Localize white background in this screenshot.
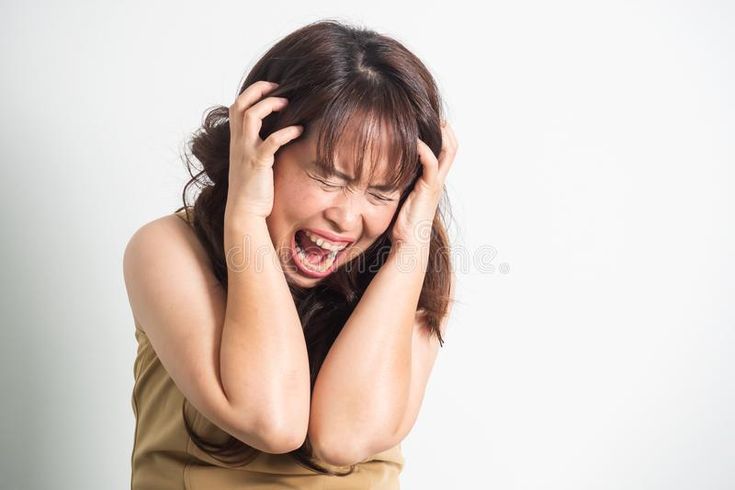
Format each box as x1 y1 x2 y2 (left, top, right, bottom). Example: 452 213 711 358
1 1 733 489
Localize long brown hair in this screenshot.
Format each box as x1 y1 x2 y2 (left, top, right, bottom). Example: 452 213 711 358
176 18 454 476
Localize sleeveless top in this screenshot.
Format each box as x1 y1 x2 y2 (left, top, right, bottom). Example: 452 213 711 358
129 207 405 489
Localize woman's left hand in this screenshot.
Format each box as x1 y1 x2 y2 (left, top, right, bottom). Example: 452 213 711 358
391 120 458 248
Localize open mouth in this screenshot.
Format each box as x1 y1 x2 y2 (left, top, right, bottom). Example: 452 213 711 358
290 229 352 278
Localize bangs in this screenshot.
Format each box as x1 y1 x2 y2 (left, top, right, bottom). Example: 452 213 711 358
312 77 420 194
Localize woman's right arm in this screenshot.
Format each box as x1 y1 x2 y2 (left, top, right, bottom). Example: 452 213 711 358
123 211 309 454
219 203 311 449
123 81 310 454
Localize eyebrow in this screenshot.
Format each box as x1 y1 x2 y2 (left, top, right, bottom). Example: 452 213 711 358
309 160 397 192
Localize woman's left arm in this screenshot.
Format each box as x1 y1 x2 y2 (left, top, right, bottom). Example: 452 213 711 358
308 241 435 467
308 122 458 467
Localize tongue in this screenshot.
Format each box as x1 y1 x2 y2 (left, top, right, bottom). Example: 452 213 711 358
298 231 330 261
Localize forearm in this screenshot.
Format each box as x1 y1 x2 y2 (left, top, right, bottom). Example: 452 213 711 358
219 199 310 434
309 241 431 460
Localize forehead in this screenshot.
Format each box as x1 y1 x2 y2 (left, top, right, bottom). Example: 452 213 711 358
305 119 395 186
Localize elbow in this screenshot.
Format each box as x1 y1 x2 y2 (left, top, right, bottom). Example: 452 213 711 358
227 395 310 454
254 417 308 455
262 431 306 455
266 422 306 454
309 433 368 467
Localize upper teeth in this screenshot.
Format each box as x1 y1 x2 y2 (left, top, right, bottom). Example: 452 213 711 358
303 230 349 251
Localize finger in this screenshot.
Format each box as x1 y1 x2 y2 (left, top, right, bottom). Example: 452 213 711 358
416 137 439 186
242 96 290 145
437 123 459 182
228 80 279 138
256 125 305 165
445 121 459 152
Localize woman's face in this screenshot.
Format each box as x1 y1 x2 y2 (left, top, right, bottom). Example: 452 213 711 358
266 124 402 288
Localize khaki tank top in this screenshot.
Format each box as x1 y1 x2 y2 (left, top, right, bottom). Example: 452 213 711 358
129 208 404 489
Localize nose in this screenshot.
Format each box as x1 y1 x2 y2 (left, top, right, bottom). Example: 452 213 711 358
323 189 363 234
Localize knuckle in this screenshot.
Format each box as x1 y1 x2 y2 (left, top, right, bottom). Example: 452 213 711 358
263 140 281 154
267 132 285 146
248 80 277 98
232 81 276 112
261 135 278 150
246 80 269 95
233 99 248 114
262 137 276 150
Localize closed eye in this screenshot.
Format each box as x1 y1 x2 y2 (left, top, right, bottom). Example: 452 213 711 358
370 193 395 202
308 171 396 202
309 174 342 189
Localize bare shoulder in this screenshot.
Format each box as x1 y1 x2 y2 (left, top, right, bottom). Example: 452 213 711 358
125 210 205 266
144 209 197 243
122 209 223 334
121 211 274 447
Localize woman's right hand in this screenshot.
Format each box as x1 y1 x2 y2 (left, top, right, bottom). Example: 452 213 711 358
226 80 304 218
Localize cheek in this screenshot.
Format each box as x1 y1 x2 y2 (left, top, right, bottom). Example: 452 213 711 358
365 204 400 237
273 175 328 219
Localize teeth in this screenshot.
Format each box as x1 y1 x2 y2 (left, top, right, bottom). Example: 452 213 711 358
295 241 339 273
303 230 348 252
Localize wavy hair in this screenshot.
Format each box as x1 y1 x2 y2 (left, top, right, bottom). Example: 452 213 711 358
175 18 455 476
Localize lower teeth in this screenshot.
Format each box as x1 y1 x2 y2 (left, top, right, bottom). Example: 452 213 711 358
295 242 338 273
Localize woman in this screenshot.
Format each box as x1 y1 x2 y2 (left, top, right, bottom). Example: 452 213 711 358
123 19 458 489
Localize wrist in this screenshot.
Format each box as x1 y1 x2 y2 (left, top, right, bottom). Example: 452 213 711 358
225 194 272 221
391 237 430 253
225 199 269 225
223 210 279 275
388 239 431 272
